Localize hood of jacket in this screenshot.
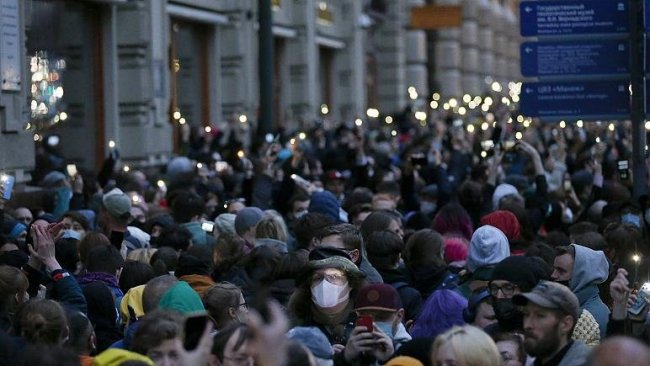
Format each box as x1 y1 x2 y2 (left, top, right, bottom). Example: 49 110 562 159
569 244 609 293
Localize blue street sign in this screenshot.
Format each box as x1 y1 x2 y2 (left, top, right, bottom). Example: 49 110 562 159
521 40 629 77
520 81 630 120
520 1 629 37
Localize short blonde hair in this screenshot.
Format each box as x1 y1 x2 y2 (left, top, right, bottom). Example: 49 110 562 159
431 325 501 366
255 214 288 243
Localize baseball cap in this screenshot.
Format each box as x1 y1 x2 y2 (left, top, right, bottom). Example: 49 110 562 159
512 280 579 320
354 283 402 312
102 188 132 218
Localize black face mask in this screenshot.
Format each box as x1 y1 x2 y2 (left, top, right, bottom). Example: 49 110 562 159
493 298 524 331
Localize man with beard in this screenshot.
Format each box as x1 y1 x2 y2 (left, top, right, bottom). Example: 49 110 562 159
551 244 610 337
513 281 590 366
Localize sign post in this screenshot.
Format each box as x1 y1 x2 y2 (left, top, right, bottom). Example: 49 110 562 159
519 0 647 197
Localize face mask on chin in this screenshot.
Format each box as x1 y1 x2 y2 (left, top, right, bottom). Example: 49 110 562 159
311 280 350 309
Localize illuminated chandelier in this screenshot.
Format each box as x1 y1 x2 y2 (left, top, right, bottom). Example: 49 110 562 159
27 51 67 132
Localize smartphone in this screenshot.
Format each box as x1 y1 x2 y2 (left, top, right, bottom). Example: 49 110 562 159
0 174 14 200
618 160 629 180
183 313 209 350
409 153 428 166
356 315 373 332
66 164 78 177
201 221 214 233
629 283 650 315
563 180 572 191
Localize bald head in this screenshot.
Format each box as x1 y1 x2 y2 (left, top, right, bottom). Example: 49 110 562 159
587 336 650 366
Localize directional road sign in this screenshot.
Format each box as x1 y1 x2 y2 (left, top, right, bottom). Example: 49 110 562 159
521 40 629 77
520 81 630 120
520 1 629 37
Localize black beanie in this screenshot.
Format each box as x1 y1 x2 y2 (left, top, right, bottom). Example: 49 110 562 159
491 256 550 292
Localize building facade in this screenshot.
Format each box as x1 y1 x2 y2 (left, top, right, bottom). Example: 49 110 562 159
0 0 520 180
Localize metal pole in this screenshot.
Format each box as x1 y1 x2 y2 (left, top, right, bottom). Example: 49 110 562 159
630 0 647 198
258 0 274 140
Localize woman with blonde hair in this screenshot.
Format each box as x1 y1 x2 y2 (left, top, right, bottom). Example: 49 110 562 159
431 325 501 366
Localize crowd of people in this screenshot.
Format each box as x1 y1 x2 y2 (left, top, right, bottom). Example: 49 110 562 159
2 106 650 366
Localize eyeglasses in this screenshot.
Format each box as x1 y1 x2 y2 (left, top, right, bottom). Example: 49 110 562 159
489 282 519 297
311 272 347 286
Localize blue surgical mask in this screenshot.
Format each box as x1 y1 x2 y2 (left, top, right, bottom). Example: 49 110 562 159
420 201 437 214
375 321 394 339
622 213 642 229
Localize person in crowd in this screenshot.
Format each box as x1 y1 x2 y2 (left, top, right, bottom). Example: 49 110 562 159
234 207 265 254
354 283 411 350
487 256 550 333
432 203 474 243
202 282 248 332
409 289 467 339
492 332 526 366
462 288 496 330
209 323 254 366
82 281 121 352
61 211 90 239
402 229 458 300
65 310 96 366
431 325 502 366
119 260 155 294
175 246 215 296
170 191 215 248
365 230 421 323
0 265 29 331
551 244 610 337
287 248 366 346
99 188 145 253
513 281 590 365
313 223 382 284
13 299 69 345
586 336 650 366
459 225 510 297
77 245 125 310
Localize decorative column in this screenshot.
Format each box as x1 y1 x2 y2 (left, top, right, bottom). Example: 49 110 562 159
375 1 407 112
434 0 462 97
460 0 480 95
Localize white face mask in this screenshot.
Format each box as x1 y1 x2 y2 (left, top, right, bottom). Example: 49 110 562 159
311 279 350 308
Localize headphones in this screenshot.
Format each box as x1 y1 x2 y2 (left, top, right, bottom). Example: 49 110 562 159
462 288 491 323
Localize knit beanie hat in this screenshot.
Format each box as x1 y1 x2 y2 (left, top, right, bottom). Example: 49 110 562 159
480 210 521 241
308 191 341 222
215 213 237 235
234 207 264 235
467 225 510 272
491 256 550 292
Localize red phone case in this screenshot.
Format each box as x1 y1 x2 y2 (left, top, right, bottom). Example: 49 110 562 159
356 315 373 332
